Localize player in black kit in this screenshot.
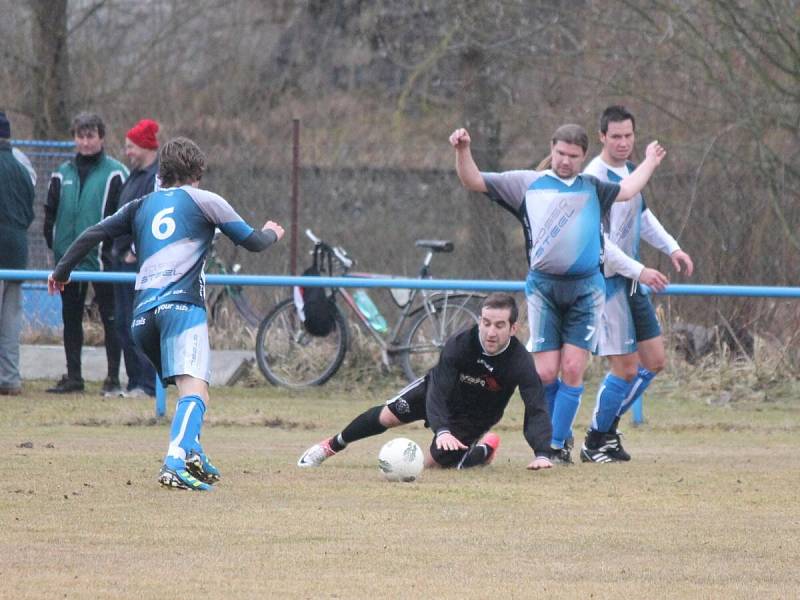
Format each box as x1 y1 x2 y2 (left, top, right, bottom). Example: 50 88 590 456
297 293 554 470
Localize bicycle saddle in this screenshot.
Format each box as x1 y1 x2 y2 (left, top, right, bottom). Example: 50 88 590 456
415 240 454 252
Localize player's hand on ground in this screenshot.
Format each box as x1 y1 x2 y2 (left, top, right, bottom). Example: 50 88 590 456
435 432 468 451
448 128 471 150
264 221 285 241
645 140 666 165
47 273 67 295
670 249 694 277
639 267 669 293
527 456 553 470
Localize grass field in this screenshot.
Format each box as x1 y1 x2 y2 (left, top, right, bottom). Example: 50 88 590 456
2 374 799 599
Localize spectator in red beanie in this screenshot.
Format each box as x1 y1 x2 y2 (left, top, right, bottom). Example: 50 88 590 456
107 118 161 397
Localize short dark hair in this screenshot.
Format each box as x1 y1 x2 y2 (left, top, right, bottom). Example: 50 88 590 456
600 105 636 134
158 137 206 187
70 112 105 138
481 292 518 324
551 123 588 154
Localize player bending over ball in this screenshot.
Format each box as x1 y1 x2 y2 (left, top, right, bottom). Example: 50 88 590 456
48 136 284 491
298 293 554 471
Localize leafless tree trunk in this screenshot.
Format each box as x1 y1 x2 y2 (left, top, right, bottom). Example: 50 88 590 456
30 0 70 138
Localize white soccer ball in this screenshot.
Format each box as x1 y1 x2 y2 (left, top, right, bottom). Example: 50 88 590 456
378 437 424 482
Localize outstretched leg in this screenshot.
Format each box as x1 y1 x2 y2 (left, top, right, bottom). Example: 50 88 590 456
298 378 426 467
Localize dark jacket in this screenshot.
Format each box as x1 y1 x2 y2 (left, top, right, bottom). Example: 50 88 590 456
425 325 552 456
108 159 158 262
0 141 36 269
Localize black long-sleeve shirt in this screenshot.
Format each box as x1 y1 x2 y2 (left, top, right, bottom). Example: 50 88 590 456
425 325 551 456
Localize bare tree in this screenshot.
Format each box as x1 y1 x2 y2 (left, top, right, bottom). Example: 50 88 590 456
30 0 70 137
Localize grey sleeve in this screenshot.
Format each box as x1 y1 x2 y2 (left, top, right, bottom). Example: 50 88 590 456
240 228 278 252
481 170 540 214
186 187 243 224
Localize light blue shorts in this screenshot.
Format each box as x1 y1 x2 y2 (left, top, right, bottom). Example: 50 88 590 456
525 270 605 353
131 302 211 385
597 276 662 357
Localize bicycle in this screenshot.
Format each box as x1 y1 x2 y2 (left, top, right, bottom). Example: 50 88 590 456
204 230 263 328
255 229 485 388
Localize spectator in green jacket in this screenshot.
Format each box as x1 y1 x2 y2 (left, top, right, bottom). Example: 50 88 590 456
43 112 128 394
0 111 35 395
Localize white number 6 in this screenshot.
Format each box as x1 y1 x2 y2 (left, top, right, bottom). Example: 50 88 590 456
152 207 176 240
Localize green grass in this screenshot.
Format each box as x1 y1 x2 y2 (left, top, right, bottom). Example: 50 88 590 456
2 376 799 599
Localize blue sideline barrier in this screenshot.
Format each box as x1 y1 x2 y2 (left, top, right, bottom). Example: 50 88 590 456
3 269 799 420
3 269 800 297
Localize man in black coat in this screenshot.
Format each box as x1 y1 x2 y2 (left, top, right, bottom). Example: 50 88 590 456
107 119 161 397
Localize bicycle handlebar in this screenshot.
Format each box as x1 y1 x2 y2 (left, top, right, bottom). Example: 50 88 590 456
305 229 354 269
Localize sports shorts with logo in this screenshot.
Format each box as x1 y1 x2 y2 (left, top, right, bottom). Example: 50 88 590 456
131 302 211 385
597 275 637 356
525 270 605 353
597 276 662 356
385 376 484 468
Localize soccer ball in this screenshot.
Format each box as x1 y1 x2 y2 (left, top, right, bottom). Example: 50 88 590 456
378 438 424 482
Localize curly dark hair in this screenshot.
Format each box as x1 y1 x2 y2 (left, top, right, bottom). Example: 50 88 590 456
158 137 206 187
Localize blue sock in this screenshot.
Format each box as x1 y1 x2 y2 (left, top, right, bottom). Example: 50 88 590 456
551 383 583 449
165 395 206 470
544 381 560 418
592 373 631 433
618 367 656 417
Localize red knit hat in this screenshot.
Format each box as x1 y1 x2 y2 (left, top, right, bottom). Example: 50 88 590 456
126 119 159 150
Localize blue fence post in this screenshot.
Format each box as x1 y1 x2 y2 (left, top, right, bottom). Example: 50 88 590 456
631 397 644 426
155 376 166 417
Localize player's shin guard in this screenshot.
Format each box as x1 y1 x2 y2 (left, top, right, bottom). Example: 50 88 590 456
164 395 206 470
617 366 655 417
334 405 387 451
551 383 583 449
592 373 631 433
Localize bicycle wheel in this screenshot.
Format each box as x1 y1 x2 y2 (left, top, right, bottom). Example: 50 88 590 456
256 298 349 387
230 286 263 328
400 295 481 382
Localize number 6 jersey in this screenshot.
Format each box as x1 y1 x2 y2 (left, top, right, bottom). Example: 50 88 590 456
52 185 277 317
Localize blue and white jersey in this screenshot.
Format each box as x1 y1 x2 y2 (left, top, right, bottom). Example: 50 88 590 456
584 156 680 279
584 157 644 262
99 185 255 316
482 169 620 277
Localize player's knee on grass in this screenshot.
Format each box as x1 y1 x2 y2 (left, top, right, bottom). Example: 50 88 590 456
428 444 466 469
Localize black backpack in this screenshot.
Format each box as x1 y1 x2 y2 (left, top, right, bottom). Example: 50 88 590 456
294 244 337 337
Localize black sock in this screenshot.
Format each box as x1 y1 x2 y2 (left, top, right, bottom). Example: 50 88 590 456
585 428 606 449
332 405 387 451
459 444 491 469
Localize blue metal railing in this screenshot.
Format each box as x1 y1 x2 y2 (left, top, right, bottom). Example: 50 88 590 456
2 270 800 298
2 268 799 419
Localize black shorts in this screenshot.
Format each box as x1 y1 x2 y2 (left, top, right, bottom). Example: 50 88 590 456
386 377 485 469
